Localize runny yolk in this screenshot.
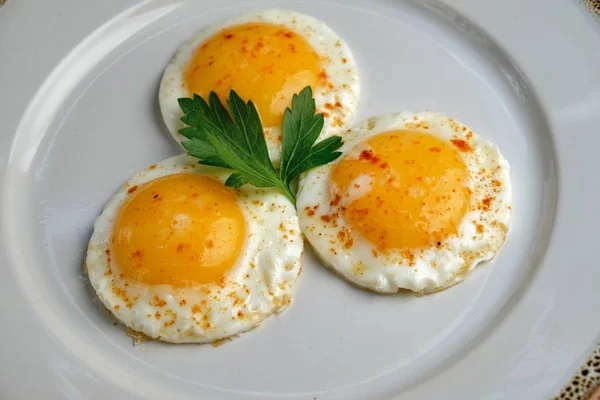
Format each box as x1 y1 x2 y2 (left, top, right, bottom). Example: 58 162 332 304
111 173 246 287
331 130 471 250
184 23 321 128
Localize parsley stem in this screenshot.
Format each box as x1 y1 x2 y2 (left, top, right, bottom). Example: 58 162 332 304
280 183 296 205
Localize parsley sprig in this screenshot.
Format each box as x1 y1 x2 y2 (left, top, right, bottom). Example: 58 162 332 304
177 86 343 205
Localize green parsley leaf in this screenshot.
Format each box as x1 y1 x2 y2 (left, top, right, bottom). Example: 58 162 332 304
279 87 343 182
178 87 343 205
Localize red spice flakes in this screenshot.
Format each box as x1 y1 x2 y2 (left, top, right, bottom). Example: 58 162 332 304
480 196 494 211
336 227 354 249
466 131 473 139
284 32 294 38
379 162 389 169
206 240 214 248
342 57 347 63
349 208 369 217
132 249 143 261
324 103 335 110
491 180 502 187
476 224 484 234
359 149 381 164
152 296 167 307
401 250 416 266
429 147 441 153
176 243 190 252
450 138 472 152
127 185 138 194
179 299 187 306
321 215 331 223
318 70 328 80
225 33 234 39
344 237 354 249
330 194 341 206
112 286 127 300
149 164 156 170
155 311 161 320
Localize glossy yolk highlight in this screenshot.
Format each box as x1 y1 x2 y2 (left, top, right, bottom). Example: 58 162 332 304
112 174 245 287
331 130 471 250
184 23 321 128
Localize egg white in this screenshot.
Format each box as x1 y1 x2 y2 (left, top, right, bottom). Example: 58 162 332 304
85 155 303 343
159 9 360 164
297 112 512 294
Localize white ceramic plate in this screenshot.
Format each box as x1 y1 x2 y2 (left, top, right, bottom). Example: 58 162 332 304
1 0 599 399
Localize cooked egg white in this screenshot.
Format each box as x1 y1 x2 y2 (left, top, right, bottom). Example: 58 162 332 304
86 155 303 343
297 112 511 294
159 9 360 164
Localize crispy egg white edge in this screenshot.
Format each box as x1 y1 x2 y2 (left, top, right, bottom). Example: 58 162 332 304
159 9 360 164
297 112 512 294
85 155 303 343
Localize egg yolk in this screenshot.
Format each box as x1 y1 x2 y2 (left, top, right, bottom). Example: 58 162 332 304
331 130 471 250
184 23 321 128
111 173 245 287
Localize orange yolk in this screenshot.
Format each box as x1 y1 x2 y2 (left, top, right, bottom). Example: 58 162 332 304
111 173 245 287
184 23 321 128
331 130 471 250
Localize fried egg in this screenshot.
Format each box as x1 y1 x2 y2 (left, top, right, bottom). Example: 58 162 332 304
297 112 511 294
159 9 360 164
85 155 303 343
